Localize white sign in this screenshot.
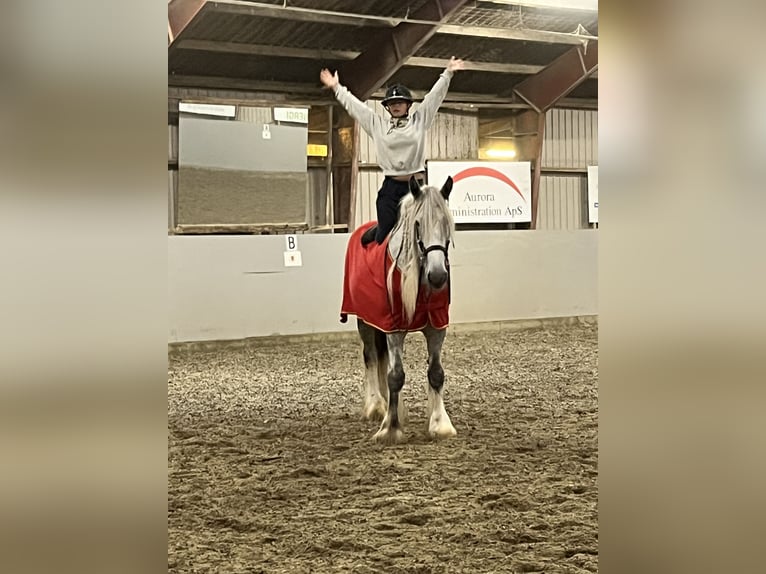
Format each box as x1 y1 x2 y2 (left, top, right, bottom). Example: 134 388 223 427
178 103 236 117
284 251 302 267
428 161 532 223
587 166 598 223
285 235 298 251
273 107 309 124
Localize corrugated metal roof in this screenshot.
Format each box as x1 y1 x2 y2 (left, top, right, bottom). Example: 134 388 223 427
184 12 374 51
447 3 598 34
169 0 598 108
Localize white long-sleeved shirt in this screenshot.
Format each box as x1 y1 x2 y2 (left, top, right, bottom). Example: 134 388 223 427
332 69 454 176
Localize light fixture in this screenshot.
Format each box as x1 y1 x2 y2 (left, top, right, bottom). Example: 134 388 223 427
485 149 517 159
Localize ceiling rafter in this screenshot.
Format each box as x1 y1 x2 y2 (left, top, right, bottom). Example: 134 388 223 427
176 39 358 60
513 41 598 112
168 74 596 109
168 0 207 46
205 0 398 27
175 39 546 75
437 24 593 44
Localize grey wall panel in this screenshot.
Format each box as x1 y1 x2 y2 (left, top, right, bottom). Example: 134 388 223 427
168 169 177 230
177 170 307 225
178 116 308 225
179 117 307 172
538 174 587 230
307 167 329 227
542 108 598 169
169 125 178 162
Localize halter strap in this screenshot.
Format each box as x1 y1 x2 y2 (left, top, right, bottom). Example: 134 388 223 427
417 239 452 304
418 238 450 260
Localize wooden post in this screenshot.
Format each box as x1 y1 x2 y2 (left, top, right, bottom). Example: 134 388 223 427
347 122 360 232
530 111 545 230
326 105 334 232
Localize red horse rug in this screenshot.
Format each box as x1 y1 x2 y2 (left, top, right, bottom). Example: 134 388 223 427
340 222 450 333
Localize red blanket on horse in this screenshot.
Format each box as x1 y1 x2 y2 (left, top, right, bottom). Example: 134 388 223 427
340 222 450 333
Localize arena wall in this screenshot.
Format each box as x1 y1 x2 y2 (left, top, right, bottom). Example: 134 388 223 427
168 230 597 343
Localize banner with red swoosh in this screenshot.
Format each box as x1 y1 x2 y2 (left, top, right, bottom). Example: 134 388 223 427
427 161 532 223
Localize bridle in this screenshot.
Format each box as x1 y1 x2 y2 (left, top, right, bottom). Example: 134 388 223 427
415 221 451 301
415 221 450 265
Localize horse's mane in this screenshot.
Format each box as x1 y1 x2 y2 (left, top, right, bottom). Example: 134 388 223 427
387 185 455 323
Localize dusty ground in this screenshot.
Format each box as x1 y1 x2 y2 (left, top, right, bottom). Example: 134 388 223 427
168 322 598 573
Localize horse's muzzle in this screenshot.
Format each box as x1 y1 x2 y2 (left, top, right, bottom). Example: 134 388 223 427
427 269 448 290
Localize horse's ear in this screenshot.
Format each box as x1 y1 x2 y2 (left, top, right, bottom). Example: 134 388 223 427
409 176 422 198
441 176 453 200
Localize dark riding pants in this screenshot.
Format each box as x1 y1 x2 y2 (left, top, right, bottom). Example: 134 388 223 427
374 177 412 244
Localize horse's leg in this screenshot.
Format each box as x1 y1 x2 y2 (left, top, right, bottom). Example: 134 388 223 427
424 325 457 438
358 320 387 420
373 331 407 444
374 327 389 405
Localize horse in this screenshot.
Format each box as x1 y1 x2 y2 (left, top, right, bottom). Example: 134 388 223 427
340 176 456 444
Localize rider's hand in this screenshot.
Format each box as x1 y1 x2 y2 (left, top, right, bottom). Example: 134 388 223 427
320 68 339 89
446 57 465 73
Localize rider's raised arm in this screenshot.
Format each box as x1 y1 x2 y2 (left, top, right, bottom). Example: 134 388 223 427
419 57 464 129
320 68 379 136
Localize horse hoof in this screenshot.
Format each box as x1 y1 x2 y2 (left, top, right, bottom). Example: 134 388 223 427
373 427 405 445
428 421 457 439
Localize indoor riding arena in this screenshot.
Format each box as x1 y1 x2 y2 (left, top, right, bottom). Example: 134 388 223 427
169 320 597 573
168 1 598 572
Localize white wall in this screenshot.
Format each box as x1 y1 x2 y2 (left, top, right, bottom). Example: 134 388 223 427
168 231 597 343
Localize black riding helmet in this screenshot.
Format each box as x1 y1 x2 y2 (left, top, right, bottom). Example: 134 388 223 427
381 84 413 107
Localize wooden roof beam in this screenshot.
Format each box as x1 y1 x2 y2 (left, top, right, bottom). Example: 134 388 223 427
168 0 207 46
174 39 545 75
436 24 595 45
512 41 597 112
205 1 397 27
339 0 471 100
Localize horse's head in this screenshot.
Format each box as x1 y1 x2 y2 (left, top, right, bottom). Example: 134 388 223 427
388 176 455 322
408 176 453 291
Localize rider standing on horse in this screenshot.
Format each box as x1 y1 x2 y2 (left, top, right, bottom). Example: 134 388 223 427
320 57 465 245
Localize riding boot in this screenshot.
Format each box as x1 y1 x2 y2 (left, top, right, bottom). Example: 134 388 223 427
361 225 378 247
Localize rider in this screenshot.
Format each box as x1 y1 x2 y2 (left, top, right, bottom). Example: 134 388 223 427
320 57 465 245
